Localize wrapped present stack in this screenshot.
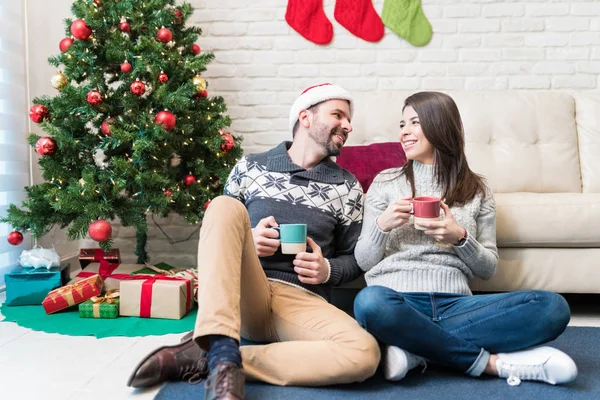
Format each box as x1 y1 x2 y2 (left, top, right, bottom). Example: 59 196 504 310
79 248 120 269
4 264 71 306
4 254 197 322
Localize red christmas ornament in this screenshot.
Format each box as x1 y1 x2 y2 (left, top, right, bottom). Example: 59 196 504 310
155 110 176 130
130 79 146 96
29 104 50 123
119 20 131 33
183 174 196 186
70 20 92 40
7 231 24 246
199 90 208 98
158 71 169 83
35 136 58 156
173 9 183 23
157 27 172 43
221 133 235 152
59 37 74 52
120 61 132 73
192 44 201 55
204 200 211 210
93 0 103 5
101 118 114 136
164 189 173 196
88 220 112 242
87 90 103 105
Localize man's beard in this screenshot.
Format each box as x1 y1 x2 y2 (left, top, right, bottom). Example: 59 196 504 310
310 123 345 157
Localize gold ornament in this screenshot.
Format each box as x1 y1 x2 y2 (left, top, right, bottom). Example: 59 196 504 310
51 71 68 91
192 75 207 92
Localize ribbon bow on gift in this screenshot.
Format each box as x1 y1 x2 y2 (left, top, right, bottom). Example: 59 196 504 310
90 289 120 305
89 289 120 318
143 262 181 276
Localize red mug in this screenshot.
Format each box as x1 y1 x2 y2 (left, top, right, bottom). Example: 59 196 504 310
411 196 441 230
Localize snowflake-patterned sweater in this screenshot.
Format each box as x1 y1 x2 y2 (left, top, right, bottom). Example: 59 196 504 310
224 141 364 301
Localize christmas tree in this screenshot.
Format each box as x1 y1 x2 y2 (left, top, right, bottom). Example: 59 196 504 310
1 0 242 263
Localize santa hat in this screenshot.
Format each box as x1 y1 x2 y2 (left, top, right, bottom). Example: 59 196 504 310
289 83 354 133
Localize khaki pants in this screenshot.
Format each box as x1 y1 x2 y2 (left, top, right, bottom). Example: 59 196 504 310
194 196 380 386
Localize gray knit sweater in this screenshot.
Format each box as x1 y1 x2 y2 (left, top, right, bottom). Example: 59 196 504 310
355 161 498 295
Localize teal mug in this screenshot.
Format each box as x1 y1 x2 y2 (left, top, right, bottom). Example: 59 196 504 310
275 224 307 254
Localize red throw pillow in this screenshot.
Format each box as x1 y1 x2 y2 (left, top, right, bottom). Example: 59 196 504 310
336 142 407 192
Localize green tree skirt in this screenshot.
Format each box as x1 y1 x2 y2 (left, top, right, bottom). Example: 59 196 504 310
0 302 196 339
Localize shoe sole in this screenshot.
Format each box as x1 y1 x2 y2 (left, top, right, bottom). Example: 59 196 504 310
384 346 409 381
126 334 195 387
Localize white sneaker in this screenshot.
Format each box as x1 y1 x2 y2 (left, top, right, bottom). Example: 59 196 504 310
383 346 426 381
496 346 577 386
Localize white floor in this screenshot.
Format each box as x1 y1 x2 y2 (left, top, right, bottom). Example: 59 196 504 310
0 291 182 400
0 292 598 400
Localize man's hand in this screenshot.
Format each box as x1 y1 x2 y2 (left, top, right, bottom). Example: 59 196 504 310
293 237 329 285
252 216 280 257
376 197 413 232
420 202 466 245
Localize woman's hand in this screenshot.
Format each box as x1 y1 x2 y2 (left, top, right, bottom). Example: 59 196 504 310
419 202 466 245
376 198 413 232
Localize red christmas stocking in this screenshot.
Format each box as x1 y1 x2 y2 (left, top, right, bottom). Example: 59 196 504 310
286 0 333 45
334 0 384 42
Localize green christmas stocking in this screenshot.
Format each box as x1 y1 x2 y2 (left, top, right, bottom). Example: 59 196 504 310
382 0 432 46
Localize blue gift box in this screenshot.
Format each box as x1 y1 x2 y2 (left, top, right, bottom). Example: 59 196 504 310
4 264 71 306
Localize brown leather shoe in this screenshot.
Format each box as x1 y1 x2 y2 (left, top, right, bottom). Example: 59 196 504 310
204 362 245 400
127 331 208 388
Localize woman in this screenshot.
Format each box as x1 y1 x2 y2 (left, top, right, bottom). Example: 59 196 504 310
353 92 577 386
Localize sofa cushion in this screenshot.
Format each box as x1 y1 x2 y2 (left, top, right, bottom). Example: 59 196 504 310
470 248 600 293
496 193 600 247
336 142 407 192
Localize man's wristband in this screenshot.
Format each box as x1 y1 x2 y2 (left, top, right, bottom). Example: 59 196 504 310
323 258 331 284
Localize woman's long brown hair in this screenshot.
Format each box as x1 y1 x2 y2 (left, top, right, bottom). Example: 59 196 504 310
400 92 486 207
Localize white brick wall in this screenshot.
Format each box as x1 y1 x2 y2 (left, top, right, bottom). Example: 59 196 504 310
29 0 600 267
192 0 600 155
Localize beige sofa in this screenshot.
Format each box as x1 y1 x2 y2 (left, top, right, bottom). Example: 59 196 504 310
346 91 600 294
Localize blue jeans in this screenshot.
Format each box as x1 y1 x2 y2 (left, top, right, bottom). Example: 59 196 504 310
353 287 570 376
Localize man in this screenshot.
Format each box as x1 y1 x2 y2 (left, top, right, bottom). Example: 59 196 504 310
127 83 380 399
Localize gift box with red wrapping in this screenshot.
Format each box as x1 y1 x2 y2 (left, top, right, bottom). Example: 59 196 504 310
78 248 121 269
68 262 142 292
42 274 103 314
